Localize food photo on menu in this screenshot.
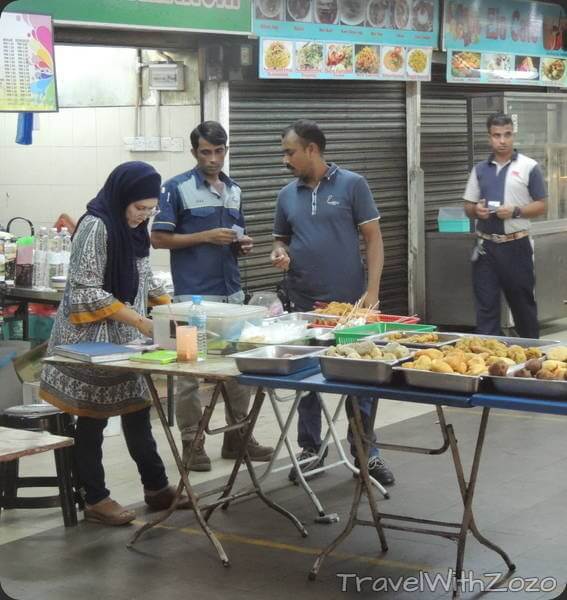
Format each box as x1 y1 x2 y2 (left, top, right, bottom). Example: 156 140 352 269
411 0 434 32
286 0 312 21
451 51 481 78
355 45 380 75
483 53 514 80
392 0 411 30
515 55 540 80
325 43 354 73
256 0 284 20
382 46 406 75
296 41 324 72
315 0 339 24
340 0 366 26
263 39 293 71
367 0 390 28
541 57 567 84
406 47 430 76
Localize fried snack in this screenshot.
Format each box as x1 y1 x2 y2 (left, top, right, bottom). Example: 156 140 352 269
444 354 467 374
514 368 532 378
525 358 543 375
546 346 567 362
525 347 543 360
414 348 444 360
542 359 565 373
488 361 509 377
507 345 527 363
536 369 558 380
413 355 433 370
387 332 439 344
430 359 454 374
467 362 488 376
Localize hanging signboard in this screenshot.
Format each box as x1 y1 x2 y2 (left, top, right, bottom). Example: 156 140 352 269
0 11 57 112
7 0 251 35
444 0 567 87
254 0 438 81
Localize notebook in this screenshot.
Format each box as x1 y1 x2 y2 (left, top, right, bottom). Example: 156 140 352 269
128 350 178 364
53 342 140 364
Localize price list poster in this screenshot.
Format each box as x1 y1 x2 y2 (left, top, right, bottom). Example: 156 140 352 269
0 12 57 111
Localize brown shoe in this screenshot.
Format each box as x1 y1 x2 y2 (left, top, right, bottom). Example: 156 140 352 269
84 497 136 526
221 430 274 462
144 485 191 511
182 438 211 472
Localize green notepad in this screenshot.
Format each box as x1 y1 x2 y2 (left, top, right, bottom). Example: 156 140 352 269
129 350 178 364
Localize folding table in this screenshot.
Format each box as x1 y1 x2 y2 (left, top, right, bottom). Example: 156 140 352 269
238 370 516 598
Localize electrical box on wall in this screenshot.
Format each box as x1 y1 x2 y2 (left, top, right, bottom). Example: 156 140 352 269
148 63 185 91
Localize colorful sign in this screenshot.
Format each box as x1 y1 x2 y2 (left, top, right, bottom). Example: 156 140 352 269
0 12 57 112
8 0 251 34
447 49 567 88
253 0 439 48
260 37 431 81
443 0 565 55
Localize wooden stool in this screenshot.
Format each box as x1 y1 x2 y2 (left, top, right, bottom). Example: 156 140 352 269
0 405 79 527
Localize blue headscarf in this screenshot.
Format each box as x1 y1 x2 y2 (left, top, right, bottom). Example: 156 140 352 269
75 161 161 304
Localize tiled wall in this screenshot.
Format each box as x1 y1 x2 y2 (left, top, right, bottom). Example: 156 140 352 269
0 104 200 272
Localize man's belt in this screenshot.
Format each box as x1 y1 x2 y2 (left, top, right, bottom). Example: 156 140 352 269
476 230 529 244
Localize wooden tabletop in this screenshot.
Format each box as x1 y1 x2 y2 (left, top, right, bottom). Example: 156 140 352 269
43 355 241 381
0 426 74 463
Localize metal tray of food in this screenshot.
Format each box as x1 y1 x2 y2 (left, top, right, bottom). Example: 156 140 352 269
369 331 461 348
394 365 481 394
484 365 567 400
232 345 325 376
452 334 561 349
319 355 400 385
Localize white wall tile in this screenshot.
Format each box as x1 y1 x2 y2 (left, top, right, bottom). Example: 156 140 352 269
95 147 124 188
96 108 123 147
48 110 74 146
72 108 97 147
0 114 18 146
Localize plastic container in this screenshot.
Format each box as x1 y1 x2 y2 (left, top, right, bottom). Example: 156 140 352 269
334 322 437 345
437 207 470 233
188 295 207 361
248 291 284 317
151 301 268 351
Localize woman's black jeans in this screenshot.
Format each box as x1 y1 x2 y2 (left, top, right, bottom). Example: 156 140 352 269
74 407 168 505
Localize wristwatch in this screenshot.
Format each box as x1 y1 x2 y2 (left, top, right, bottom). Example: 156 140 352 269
512 207 522 219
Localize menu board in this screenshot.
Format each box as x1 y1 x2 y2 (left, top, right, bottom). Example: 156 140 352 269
255 0 438 81
0 12 57 112
444 0 567 87
260 38 432 81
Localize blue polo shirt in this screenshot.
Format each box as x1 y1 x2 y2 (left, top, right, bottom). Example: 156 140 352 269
464 151 547 235
152 168 244 297
273 163 380 311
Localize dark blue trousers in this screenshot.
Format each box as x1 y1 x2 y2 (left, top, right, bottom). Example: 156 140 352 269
297 392 379 459
472 236 539 339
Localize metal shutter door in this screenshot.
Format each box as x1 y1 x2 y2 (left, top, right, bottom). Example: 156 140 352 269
229 79 408 314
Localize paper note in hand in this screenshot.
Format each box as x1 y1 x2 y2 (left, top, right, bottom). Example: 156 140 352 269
231 224 245 240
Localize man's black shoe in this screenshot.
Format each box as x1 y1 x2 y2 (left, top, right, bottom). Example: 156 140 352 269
354 456 395 486
288 446 329 482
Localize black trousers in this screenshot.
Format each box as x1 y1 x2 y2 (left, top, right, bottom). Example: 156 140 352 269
472 236 539 339
75 407 168 505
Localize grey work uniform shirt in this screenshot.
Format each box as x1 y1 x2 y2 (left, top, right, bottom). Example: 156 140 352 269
273 163 380 311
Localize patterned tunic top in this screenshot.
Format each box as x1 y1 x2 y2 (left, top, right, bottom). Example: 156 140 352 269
40 216 170 418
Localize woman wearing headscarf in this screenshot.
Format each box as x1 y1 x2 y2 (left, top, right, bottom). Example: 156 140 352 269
41 161 187 526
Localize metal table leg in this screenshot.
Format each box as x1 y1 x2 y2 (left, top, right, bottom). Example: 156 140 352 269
166 375 175 427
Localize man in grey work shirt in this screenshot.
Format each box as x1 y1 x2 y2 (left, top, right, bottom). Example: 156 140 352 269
271 119 394 486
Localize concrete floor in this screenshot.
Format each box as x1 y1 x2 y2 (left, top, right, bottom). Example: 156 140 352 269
2 321 567 600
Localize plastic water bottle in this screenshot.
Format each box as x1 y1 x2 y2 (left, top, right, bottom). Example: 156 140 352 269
33 227 48 288
59 227 72 277
189 295 207 361
46 228 61 286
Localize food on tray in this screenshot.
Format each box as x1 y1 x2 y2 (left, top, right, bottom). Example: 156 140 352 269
411 0 433 32
313 301 381 321
542 58 566 81
325 340 409 361
393 0 410 29
386 331 439 344
287 0 311 20
384 47 404 72
407 48 428 74
264 41 291 70
546 346 567 361
239 320 307 344
316 0 338 23
403 347 489 376
367 0 389 28
297 42 323 70
525 358 543 375
326 44 353 71
451 51 481 77
355 46 380 74
488 360 509 377
506 359 567 381
453 336 543 362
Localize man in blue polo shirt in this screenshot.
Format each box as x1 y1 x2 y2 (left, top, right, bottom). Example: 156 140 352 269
151 121 273 471
464 113 546 338
271 119 394 486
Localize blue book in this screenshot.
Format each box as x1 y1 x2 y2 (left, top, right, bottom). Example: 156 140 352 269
54 342 140 364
